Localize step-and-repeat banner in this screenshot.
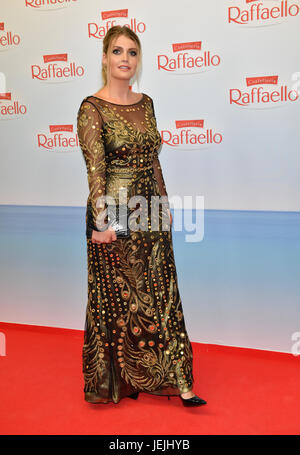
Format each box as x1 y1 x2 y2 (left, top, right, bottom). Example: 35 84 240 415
1 0 300 353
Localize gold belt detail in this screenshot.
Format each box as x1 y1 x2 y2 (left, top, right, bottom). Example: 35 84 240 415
106 164 154 174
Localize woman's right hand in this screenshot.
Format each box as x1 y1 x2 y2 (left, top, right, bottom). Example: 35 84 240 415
91 227 117 244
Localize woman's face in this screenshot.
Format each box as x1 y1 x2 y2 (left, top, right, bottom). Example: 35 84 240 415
103 34 139 82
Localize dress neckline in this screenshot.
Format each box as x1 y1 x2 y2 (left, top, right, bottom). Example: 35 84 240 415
89 93 145 106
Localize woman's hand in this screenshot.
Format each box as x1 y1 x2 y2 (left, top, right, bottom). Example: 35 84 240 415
91 226 117 244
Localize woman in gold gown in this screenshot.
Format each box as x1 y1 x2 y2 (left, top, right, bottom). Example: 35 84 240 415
77 26 206 407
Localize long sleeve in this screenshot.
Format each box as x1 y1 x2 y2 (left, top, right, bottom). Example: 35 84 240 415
150 98 168 199
77 98 107 239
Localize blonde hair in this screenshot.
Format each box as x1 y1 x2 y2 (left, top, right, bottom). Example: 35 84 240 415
101 25 142 89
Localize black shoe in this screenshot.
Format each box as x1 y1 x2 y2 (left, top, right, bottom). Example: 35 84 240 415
179 393 207 407
128 392 139 400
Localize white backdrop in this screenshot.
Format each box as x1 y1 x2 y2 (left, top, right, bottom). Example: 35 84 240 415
1 0 300 211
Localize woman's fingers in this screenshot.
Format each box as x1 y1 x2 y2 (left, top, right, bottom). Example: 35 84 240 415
92 232 117 244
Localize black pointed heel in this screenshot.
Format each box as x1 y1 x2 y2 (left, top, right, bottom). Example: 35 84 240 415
180 394 207 407
128 392 139 400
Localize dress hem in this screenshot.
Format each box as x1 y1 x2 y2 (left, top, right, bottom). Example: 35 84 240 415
84 387 193 404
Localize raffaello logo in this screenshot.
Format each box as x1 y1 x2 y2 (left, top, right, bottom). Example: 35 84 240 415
0 22 21 49
157 41 221 74
88 9 146 40
25 0 77 10
37 124 79 151
227 0 300 26
161 119 223 150
31 53 84 82
0 92 27 118
229 75 299 108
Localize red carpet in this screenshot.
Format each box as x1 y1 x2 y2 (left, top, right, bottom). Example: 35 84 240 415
0 322 299 435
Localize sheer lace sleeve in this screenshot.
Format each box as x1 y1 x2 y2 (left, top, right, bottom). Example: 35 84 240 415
77 98 106 239
150 98 168 199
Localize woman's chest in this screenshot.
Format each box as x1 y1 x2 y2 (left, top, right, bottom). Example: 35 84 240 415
99 103 162 154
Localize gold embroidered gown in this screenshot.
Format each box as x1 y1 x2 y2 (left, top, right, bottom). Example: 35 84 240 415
77 93 194 404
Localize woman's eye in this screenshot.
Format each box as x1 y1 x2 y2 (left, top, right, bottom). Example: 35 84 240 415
112 49 137 56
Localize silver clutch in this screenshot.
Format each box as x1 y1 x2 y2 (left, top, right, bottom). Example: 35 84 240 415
107 204 131 238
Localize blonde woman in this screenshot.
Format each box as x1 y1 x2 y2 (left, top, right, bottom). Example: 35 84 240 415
77 25 206 407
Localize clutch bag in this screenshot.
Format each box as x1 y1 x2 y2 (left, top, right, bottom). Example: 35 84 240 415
86 202 131 239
